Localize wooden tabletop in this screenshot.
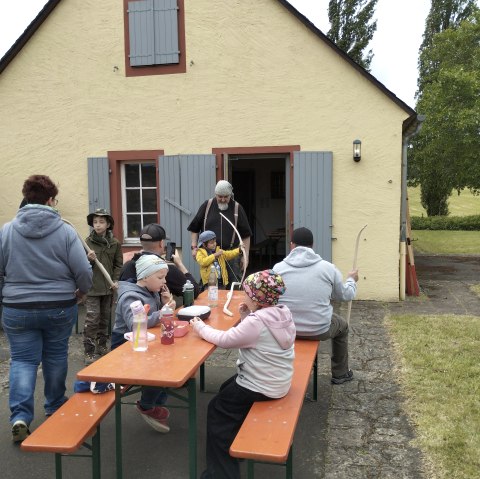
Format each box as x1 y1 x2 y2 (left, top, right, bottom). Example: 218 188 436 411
77 289 243 387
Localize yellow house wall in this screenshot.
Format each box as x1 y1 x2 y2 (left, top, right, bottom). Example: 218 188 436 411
0 0 412 301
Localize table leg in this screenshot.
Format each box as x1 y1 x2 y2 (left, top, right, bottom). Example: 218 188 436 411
200 363 205 391
187 378 197 479
115 384 123 479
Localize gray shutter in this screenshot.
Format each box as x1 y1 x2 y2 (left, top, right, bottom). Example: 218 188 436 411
158 155 216 278
128 0 155 66
153 0 179 64
128 0 179 66
87 157 110 213
293 151 333 261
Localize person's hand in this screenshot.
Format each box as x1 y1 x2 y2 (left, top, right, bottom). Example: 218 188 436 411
240 255 249 270
191 247 198 258
239 302 250 319
348 269 359 282
160 286 175 308
75 289 86 304
87 251 96 262
189 316 203 326
110 281 119 290
189 316 204 331
172 253 184 267
214 249 224 258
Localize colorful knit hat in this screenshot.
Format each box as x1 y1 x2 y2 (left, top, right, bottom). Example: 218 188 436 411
243 269 286 306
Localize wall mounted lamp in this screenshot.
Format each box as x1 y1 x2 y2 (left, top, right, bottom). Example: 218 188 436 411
353 139 361 162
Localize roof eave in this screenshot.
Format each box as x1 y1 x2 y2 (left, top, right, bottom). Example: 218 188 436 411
0 0 62 75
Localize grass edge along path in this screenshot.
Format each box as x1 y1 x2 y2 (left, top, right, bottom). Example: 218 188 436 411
411 230 480 255
386 314 480 479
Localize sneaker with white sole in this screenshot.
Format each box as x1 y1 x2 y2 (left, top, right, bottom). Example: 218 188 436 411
136 402 170 433
331 369 354 385
12 420 30 443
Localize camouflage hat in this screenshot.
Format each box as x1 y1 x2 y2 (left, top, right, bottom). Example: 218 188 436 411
87 208 114 229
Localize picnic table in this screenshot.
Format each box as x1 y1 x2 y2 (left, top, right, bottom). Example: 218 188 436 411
77 289 242 479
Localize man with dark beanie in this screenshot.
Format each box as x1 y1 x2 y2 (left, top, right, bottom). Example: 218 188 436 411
273 227 359 384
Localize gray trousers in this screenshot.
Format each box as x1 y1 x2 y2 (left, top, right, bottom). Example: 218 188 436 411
297 313 349 377
83 295 112 346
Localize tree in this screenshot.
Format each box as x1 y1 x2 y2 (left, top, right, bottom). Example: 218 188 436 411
417 0 477 96
409 9 480 216
327 0 378 70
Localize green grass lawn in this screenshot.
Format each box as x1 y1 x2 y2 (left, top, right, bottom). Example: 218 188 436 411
407 187 480 254
387 314 480 479
408 187 480 217
411 230 480 254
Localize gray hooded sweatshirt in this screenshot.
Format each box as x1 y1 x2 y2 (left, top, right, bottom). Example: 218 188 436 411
273 246 356 336
111 281 163 347
0 205 92 305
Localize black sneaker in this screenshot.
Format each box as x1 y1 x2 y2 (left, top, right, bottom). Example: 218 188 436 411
12 420 30 443
331 370 354 385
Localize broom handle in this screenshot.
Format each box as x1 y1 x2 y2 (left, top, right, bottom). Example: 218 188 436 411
62 218 116 288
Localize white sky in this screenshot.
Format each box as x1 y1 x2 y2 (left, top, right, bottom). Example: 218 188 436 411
0 0 433 106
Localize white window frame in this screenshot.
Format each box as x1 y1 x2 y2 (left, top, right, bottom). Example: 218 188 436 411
121 161 158 243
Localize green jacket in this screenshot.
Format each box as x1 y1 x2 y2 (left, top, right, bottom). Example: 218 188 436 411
85 231 123 296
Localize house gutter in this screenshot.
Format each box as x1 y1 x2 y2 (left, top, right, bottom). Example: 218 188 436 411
399 114 425 300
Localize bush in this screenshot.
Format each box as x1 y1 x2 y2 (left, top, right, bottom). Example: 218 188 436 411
411 215 480 231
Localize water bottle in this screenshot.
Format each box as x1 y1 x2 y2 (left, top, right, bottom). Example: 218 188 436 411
183 279 195 307
160 304 175 345
130 300 148 352
207 265 218 308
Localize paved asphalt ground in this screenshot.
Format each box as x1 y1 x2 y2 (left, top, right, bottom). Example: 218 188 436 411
0 254 478 478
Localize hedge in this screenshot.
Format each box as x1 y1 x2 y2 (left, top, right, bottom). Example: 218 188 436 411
411 215 480 231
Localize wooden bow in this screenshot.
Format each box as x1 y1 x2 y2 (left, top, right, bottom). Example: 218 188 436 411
219 212 248 316
346 224 367 324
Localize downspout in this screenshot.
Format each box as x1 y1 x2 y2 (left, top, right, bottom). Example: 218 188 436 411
400 114 425 300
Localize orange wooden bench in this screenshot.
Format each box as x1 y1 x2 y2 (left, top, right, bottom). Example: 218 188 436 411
21 390 116 479
229 339 319 478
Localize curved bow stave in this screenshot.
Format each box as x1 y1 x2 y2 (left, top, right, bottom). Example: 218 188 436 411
219 212 248 316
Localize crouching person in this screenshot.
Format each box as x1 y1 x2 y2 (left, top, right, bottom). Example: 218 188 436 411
190 269 295 479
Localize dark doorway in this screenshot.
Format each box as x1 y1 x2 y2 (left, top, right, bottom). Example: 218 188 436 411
231 170 256 239
230 156 287 274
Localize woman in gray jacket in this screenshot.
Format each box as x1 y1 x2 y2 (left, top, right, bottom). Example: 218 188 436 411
0 175 92 443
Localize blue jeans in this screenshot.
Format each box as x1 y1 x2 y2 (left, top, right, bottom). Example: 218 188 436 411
2 305 77 425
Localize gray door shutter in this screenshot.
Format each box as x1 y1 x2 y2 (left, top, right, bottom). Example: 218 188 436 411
293 151 333 261
128 0 179 66
158 155 216 279
87 157 110 213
